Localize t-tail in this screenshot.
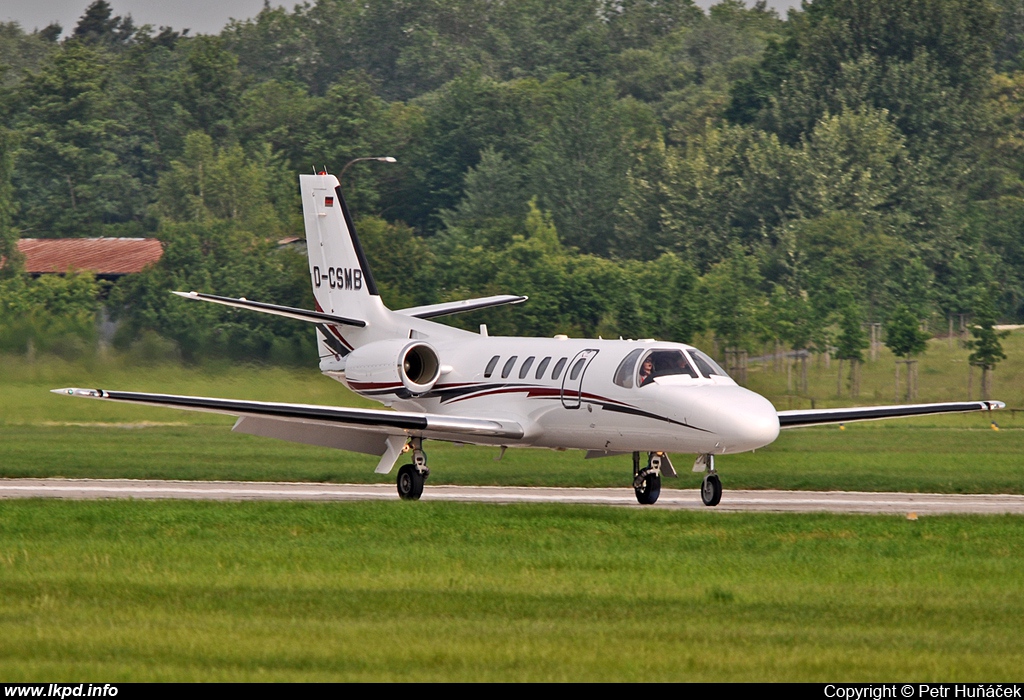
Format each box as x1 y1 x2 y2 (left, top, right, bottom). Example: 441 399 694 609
173 170 528 374
299 172 528 371
300 172 395 369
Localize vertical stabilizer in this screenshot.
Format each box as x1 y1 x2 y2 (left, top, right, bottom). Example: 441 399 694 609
300 173 390 365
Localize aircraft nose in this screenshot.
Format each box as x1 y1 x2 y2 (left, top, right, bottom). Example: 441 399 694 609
710 387 780 452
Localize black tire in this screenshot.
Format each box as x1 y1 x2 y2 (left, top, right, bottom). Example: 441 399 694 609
397 464 425 501
701 473 722 507
634 468 661 505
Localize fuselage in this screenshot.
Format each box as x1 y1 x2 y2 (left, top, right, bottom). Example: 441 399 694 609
330 335 781 456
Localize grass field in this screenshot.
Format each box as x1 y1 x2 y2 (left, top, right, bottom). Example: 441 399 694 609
1 500 1022 681
1 339 1021 681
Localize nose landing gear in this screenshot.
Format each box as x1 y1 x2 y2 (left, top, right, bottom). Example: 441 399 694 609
694 453 721 506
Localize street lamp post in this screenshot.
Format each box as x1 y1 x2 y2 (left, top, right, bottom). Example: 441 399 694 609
338 156 397 186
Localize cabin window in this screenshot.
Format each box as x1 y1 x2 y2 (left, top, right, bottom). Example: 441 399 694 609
519 356 535 379
484 355 500 378
501 356 518 379
535 356 551 379
613 349 644 389
638 350 698 387
569 357 587 381
689 350 730 378
551 357 568 380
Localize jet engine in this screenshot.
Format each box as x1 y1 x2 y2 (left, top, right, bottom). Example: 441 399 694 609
344 339 442 396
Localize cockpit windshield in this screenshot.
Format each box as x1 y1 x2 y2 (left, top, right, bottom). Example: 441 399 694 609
688 349 730 378
637 350 698 387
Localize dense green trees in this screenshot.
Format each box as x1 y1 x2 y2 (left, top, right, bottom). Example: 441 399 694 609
1 0 1023 365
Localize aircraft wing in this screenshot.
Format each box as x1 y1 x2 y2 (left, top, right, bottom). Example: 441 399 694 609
53 388 524 442
395 294 527 319
777 400 1005 428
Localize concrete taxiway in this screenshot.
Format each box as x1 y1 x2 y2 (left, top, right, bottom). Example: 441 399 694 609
1 478 1023 515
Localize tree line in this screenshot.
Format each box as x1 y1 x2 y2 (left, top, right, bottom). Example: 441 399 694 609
0 0 1021 377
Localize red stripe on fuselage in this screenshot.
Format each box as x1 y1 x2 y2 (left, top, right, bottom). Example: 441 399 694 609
445 384 630 406
313 299 353 350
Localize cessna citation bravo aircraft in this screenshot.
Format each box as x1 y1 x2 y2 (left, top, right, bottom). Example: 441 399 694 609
57 172 1005 506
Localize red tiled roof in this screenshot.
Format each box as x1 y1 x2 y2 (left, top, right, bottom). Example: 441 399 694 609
16 238 163 275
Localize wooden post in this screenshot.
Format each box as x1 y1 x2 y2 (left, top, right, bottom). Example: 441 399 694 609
836 358 843 397
787 356 793 394
868 323 881 362
801 352 808 395
894 360 900 401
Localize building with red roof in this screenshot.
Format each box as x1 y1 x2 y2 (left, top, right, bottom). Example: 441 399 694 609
15 238 163 280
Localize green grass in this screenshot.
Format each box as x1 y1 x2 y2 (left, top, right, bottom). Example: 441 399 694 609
1 499 1022 681
1 420 1021 493
1 346 1022 682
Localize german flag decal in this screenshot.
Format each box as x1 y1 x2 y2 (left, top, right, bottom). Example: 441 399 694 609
324 196 334 207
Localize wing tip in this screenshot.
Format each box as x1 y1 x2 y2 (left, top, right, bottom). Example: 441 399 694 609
52 387 105 398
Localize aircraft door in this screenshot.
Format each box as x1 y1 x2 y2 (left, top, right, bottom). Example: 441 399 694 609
560 349 599 409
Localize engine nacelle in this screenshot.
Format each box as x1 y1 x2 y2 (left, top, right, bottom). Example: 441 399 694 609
344 339 442 396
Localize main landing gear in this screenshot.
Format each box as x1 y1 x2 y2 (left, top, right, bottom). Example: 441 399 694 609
633 451 663 505
695 453 721 507
396 438 430 501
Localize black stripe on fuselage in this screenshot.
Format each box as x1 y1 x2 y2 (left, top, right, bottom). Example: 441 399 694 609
353 381 712 432
598 402 713 432
316 323 351 357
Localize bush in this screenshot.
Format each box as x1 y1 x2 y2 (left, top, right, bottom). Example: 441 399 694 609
0 272 101 357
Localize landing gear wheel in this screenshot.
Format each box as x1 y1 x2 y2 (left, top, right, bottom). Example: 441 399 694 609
397 464 425 501
634 468 661 505
701 473 722 507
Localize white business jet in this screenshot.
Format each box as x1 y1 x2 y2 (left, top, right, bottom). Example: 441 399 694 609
56 172 1005 506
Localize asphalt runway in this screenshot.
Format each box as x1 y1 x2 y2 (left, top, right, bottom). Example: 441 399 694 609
1 478 1023 514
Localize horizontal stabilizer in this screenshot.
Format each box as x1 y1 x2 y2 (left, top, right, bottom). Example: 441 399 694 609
172 291 366 327
395 294 527 319
53 388 524 442
777 400 1005 429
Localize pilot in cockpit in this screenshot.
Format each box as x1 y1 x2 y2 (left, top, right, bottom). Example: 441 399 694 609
638 356 656 386
639 350 698 387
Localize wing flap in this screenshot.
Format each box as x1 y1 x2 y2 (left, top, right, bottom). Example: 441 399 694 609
53 388 524 440
232 416 390 455
778 400 1005 428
